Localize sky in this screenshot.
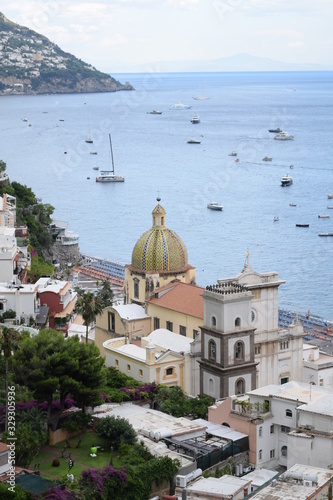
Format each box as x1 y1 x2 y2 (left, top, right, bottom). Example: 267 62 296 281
2 0 333 72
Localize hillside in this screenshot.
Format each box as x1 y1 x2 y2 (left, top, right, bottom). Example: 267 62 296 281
0 12 134 95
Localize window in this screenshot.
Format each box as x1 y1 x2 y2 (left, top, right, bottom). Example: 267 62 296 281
270 425 275 434
235 378 245 395
115 359 119 368
280 376 289 385
255 346 261 355
154 317 160 330
281 425 291 434
281 446 287 457
209 340 216 361
166 367 173 376
193 329 199 339
235 317 241 327
259 449 262 460
179 325 186 336
251 309 256 322
127 364 131 373
285 409 292 418
235 341 244 360
209 378 214 393
280 341 289 350
108 312 115 332
252 290 261 300
270 449 275 459
211 316 217 327
139 369 143 377
161 216 164 225
258 426 262 437
166 321 173 332
134 279 139 299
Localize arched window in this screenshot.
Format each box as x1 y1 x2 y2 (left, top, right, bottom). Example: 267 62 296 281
235 378 245 395
258 426 262 437
281 445 288 457
211 316 217 328
235 317 241 327
235 341 244 361
134 279 139 298
209 378 214 394
208 340 216 361
286 409 292 418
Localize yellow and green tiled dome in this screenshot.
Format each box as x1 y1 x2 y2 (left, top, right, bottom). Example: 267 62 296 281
131 200 188 272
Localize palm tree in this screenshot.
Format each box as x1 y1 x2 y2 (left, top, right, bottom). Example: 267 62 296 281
0 327 20 431
74 291 104 344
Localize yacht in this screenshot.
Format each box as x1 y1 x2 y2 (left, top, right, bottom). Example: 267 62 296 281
147 110 162 115
187 138 201 144
191 113 200 124
228 151 237 157
268 127 283 133
275 131 294 140
274 216 279 222
328 193 333 199
169 102 192 110
96 171 125 183
207 202 223 211
263 156 272 161
281 174 293 186
318 214 330 219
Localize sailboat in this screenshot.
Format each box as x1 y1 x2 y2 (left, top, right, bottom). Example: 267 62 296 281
85 121 93 143
193 82 210 100
95 133 125 183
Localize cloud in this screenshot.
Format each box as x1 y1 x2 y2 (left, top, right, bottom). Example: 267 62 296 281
253 29 303 38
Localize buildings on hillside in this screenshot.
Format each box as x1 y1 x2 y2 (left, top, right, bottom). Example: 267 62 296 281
208 381 333 470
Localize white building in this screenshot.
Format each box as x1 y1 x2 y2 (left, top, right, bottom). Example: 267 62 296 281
217 253 304 388
250 463 333 499
303 343 333 388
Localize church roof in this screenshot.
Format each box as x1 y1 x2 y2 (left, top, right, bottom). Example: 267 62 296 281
147 281 204 318
143 328 194 353
131 200 188 272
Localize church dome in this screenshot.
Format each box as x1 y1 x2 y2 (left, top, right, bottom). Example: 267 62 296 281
131 201 188 272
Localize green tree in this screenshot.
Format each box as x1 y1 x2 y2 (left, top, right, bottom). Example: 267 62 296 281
74 290 103 344
157 386 187 417
0 327 20 431
2 423 42 468
17 407 48 444
97 415 137 450
12 330 105 429
0 160 6 173
96 279 114 308
0 482 33 499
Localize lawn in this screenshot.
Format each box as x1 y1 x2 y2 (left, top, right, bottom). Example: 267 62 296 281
31 431 119 481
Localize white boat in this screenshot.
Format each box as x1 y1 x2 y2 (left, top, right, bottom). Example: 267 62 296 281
275 131 294 140
147 110 162 115
169 102 192 110
263 156 272 161
90 150 97 155
289 203 297 207
318 214 330 219
274 216 279 221
193 82 209 100
187 138 201 144
96 134 125 183
319 233 333 237
327 206 333 209
207 202 223 211
328 193 333 199
281 174 293 186
228 151 237 157
191 114 200 124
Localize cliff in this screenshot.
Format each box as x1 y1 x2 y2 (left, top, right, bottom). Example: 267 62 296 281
0 12 134 95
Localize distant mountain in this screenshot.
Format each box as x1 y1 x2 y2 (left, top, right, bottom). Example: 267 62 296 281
0 12 134 95
113 53 333 73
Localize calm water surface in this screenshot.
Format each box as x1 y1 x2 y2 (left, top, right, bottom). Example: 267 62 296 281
1 71 332 319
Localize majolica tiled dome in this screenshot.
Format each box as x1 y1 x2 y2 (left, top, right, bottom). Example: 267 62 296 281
131 201 188 272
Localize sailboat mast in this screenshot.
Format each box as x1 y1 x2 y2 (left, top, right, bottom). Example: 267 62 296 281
109 133 115 174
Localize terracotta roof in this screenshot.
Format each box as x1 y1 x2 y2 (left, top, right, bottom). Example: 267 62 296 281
147 281 204 318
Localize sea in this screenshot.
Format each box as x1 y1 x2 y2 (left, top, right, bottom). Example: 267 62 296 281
0 71 332 320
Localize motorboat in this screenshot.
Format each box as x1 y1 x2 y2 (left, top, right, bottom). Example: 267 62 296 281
268 127 283 133
289 165 294 169
235 158 240 163
187 138 201 144
319 233 333 237
328 193 333 199
207 202 223 211
228 151 237 157
296 224 309 228
275 131 294 140
318 214 330 218
93 166 99 171
147 110 162 115
281 174 293 186
263 156 272 161
191 113 200 124
327 206 333 209
90 150 97 155
289 203 297 207
169 102 192 110
96 133 125 183
274 216 279 222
